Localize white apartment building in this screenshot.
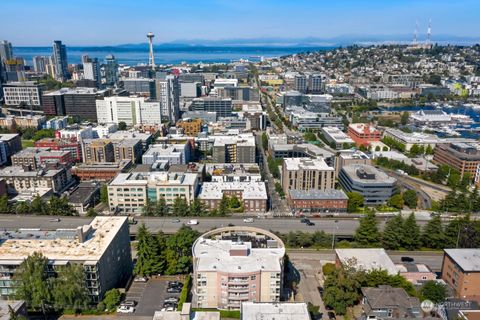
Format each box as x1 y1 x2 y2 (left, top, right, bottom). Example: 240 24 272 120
96 96 162 126
108 171 198 214
321 126 355 149
2 81 43 106
155 75 180 122
192 227 285 310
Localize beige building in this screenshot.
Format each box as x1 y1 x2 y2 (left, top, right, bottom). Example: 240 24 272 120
281 157 334 193
108 171 198 214
82 139 114 164
0 166 74 194
192 227 285 310
335 150 371 177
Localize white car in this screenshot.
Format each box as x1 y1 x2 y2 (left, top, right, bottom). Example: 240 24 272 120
243 218 254 223
160 307 175 312
187 219 199 225
117 305 135 313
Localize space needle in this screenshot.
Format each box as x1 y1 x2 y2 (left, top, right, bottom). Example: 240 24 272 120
147 32 156 70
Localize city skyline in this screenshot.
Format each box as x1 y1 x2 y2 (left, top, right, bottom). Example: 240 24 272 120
1 0 479 46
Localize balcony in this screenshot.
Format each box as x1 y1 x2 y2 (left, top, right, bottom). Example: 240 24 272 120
228 278 249 284
228 294 249 300
228 286 249 293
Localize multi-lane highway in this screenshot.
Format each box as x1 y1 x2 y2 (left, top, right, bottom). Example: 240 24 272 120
0 214 432 235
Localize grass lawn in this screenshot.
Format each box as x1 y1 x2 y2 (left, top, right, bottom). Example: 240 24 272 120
21 139 34 148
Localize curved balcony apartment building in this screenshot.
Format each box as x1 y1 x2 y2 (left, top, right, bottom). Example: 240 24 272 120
192 227 285 310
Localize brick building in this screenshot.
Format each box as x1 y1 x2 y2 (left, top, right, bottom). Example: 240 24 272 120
287 189 348 214
347 123 381 147
72 160 132 181
35 138 83 162
433 143 480 183
442 249 480 302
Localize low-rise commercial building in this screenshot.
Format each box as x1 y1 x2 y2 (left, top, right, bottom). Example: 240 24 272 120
35 138 83 162
287 189 348 214
108 171 198 214
198 176 268 213
0 166 74 194
442 249 480 301
347 123 381 147
433 143 480 182
0 217 133 302
270 143 335 166
383 128 438 151
321 126 354 149
72 160 132 181
339 164 397 205
281 157 335 193
11 147 73 169
192 227 285 309
335 248 397 275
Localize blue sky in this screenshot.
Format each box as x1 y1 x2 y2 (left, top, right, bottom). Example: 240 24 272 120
0 0 479 46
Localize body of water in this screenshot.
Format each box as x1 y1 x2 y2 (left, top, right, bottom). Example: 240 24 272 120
14 45 333 66
384 105 480 139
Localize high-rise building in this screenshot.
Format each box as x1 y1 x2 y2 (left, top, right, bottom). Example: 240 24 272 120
96 96 162 126
155 75 180 122
32 56 50 73
294 74 308 93
191 97 232 118
0 40 13 62
52 40 69 81
105 54 119 86
42 87 107 121
82 55 101 87
309 74 322 93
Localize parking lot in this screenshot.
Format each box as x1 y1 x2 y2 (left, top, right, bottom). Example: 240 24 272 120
119 277 183 317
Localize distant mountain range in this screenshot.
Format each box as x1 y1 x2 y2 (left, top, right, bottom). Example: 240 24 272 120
115 34 480 48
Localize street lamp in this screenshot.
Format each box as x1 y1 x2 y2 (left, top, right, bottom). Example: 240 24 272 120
331 220 339 250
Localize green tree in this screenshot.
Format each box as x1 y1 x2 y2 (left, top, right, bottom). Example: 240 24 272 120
101 288 122 311
420 281 447 303
156 196 169 216
31 195 45 214
347 192 364 213
388 194 404 209
47 196 76 216
261 132 268 150
172 196 189 216
142 200 158 216
52 264 90 311
382 215 404 250
164 226 199 274
425 145 434 155
134 224 164 276
86 207 97 217
14 202 31 215
118 121 127 130
218 194 230 216
0 195 9 213
228 195 241 209
402 213 421 250
189 198 206 216
100 185 108 204
421 215 445 249
401 111 409 125
13 252 53 311
403 190 418 208
355 212 381 246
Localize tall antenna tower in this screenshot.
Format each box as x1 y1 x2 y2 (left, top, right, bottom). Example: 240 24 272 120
426 19 432 45
147 32 156 70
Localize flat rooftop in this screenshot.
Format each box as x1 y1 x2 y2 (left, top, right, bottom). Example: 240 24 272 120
444 249 480 272
335 248 397 275
110 171 197 187
44 87 99 95
284 157 333 172
0 166 64 178
199 181 267 200
289 189 348 200
241 302 311 320
193 239 284 273
341 164 396 184
0 217 127 262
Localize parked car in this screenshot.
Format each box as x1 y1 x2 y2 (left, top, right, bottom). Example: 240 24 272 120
243 218 254 223
121 300 137 308
167 287 182 293
300 218 310 224
164 297 179 303
50 218 61 222
134 276 148 282
168 281 183 287
401 256 414 262
171 219 181 223
306 221 315 226
117 305 135 313
187 219 198 225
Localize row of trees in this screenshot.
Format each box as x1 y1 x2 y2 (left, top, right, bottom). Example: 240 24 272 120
356 212 480 250
142 194 242 217
347 189 418 212
437 188 480 213
0 195 77 216
267 155 282 179
134 224 200 276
